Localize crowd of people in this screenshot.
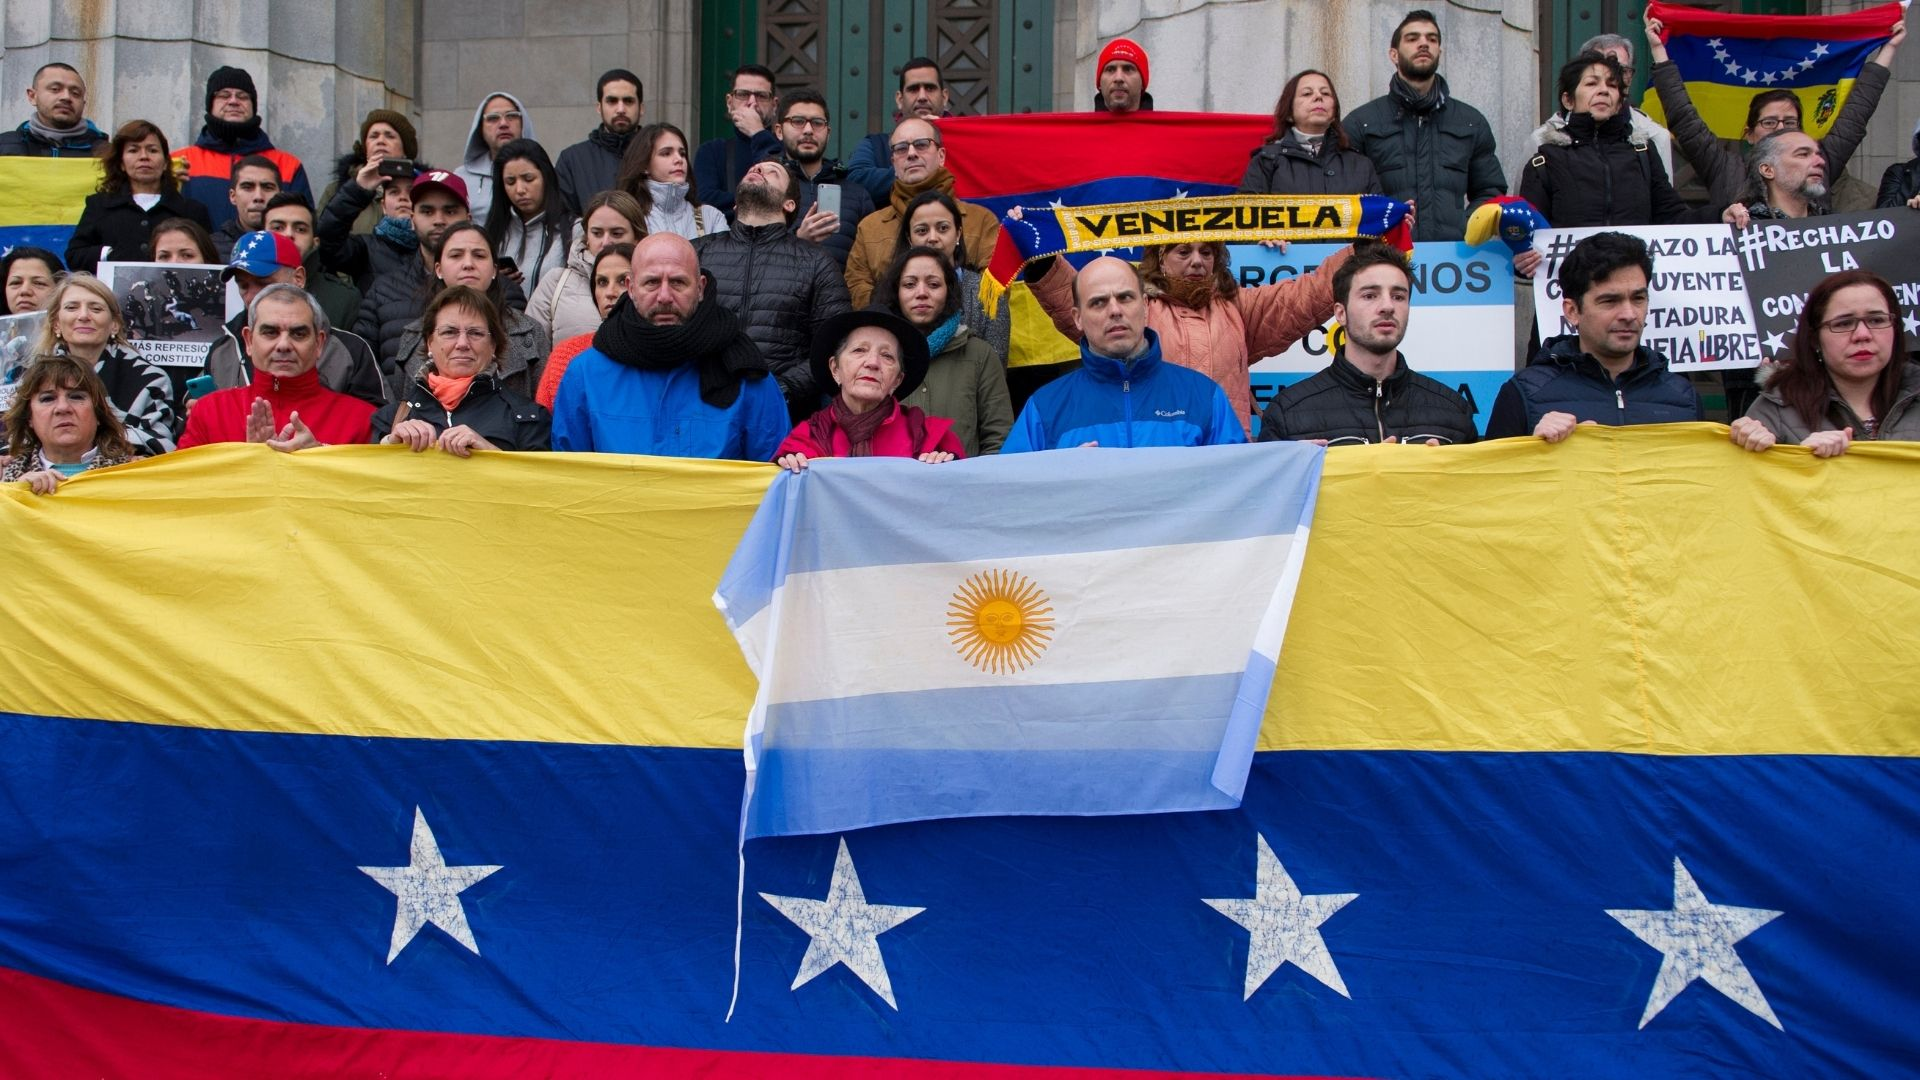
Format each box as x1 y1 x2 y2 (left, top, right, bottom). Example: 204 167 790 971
2 8 1917 495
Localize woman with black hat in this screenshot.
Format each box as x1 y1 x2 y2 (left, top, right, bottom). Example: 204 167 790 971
774 308 964 471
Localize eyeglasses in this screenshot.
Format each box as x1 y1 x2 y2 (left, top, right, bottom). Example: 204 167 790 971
783 115 829 129
730 89 776 102
890 137 938 157
1753 116 1800 132
433 326 493 343
1820 311 1895 334
483 111 523 125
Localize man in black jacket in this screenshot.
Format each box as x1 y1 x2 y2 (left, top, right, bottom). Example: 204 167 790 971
1485 231 1700 440
1344 10 1505 241
212 155 283 260
694 160 852 420
0 63 107 157
353 171 473 380
773 89 875 269
556 70 644 216
1258 241 1477 445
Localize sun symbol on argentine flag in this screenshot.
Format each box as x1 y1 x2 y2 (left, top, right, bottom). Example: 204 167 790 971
948 569 1055 674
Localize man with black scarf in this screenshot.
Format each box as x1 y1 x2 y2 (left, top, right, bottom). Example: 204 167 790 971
1344 10 1504 242
551 232 787 460
172 66 312 231
555 69 645 217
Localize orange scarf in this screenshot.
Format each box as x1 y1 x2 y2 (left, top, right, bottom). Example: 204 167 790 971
425 372 474 412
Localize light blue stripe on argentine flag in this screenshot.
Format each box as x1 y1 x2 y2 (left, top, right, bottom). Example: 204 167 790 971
714 442 1323 838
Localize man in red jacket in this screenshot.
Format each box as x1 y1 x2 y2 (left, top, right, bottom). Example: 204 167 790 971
178 284 376 451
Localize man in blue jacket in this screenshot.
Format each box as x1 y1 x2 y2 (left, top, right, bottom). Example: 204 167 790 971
1485 231 1701 440
1003 257 1244 451
552 232 788 459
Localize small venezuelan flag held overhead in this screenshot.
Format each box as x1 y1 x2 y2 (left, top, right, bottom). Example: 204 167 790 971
1641 0 1906 139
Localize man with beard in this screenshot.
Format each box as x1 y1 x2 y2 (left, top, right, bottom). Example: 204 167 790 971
694 65 783 221
1092 38 1153 113
1257 241 1478 444
772 89 875 268
1725 131 1830 225
0 63 107 156
172 67 312 229
1485 231 1699 440
1345 11 1504 241
555 70 645 216
353 170 476 382
1017 210 1352 435
212 155 282 260
847 58 952 205
695 159 853 421
551 232 787 459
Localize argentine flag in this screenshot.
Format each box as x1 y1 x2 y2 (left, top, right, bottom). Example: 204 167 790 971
714 443 1324 838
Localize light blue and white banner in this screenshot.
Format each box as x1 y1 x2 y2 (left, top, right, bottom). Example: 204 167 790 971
1239 241 1515 432
713 443 1324 839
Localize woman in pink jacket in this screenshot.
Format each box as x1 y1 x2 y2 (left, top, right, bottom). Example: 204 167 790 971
775 308 965 471
1021 231 1351 435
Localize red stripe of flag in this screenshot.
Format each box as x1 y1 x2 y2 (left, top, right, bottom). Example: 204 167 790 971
0 966 1370 1080
940 112 1272 199
1647 0 1904 42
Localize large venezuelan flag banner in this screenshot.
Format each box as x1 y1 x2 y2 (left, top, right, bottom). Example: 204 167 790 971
0 432 1917 1077
0 156 97 257
941 112 1271 368
1641 0 1905 140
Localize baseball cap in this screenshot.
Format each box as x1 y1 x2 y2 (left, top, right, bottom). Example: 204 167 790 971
221 231 304 281
410 169 470 209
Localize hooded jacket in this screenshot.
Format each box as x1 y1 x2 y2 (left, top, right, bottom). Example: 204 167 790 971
1239 134 1383 197
642 179 726 241
845 169 1001 307
694 220 852 409
172 120 311 230
525 236 603 344
1484 334 1701 438
1256 348 1478 445
1344 74 1505 242
1002 329 1245 452
369 367 551 451
459 91 533 224
554 126 634 218
1744 361 1920 444
1027 247 1351 435
64 188 212 274
1541 106 1674 180
0 119 108 157
177 364 376 448
1518 112 1694 228
898 322 1013 455
204 311 388 406
393 307 552 402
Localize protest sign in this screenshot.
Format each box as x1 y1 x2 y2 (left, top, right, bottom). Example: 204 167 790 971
1532 225 1758 372
1733 208 1920 359
0 310 47 412
96 262 238 369
1244 241 1514 432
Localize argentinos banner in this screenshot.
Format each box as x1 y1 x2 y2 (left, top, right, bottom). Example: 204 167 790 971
1734 207 1920 360
1247 241 1515 431
983 194 1412 314
1641 0 1904 140
1532 224 1760 371
1 437 1918 1077
0 156 98 255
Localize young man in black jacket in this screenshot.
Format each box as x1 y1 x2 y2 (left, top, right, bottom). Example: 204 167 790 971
1258 241 1478 445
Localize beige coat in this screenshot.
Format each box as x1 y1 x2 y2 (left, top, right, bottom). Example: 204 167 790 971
845 169 1001 308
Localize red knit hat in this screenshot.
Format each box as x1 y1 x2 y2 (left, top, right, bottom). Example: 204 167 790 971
1096 38 1150 90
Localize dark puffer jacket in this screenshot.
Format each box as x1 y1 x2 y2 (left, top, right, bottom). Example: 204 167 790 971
316 177 414 293
369 369 551 451
693 221 852 412
1344 75 1505 242
1239 137 1382 196
1257 350 1478 445
1517 112 1693 228
1484 334 1701 438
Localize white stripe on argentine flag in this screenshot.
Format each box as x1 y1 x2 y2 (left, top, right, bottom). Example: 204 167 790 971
714 442 1323 838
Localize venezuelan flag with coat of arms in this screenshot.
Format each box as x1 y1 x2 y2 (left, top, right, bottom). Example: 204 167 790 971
0 433 1915 1077
1640 0 1906 139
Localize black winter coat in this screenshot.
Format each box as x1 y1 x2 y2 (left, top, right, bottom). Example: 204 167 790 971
1344 75 1505 242
354 260 527 389
1239 138 1382 197
1485 335 1701 438
693 221 852 411
1257 350 1478 445
64 189 212 274
316 177 413 293
1517 112 1693 229
1876 157 1920 209
369 369 551 451
554 128 633 218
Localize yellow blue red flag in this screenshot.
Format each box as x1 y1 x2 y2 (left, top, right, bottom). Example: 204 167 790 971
0 156 98 256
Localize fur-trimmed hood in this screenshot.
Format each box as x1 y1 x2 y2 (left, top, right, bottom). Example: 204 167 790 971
1536 107 1658 149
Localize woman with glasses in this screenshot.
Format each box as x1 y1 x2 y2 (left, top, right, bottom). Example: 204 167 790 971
372 285 550 453
1729 270 1920 455
391 223 551 400
1644 13 1904 211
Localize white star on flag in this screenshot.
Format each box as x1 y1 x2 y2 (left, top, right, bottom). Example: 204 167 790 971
1203 834 1358 1000
1725 61 1744 76
1741 68 1759 84
358 807 502 964
1903 312 1919 336
1708 38 1723 47
761 838 925 1009
1813 43 1830 57
1761 71 1778 84
1763 330 1788 355
1713 48 1731 61
1607 857 1784 1030
1799 58 1817 71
